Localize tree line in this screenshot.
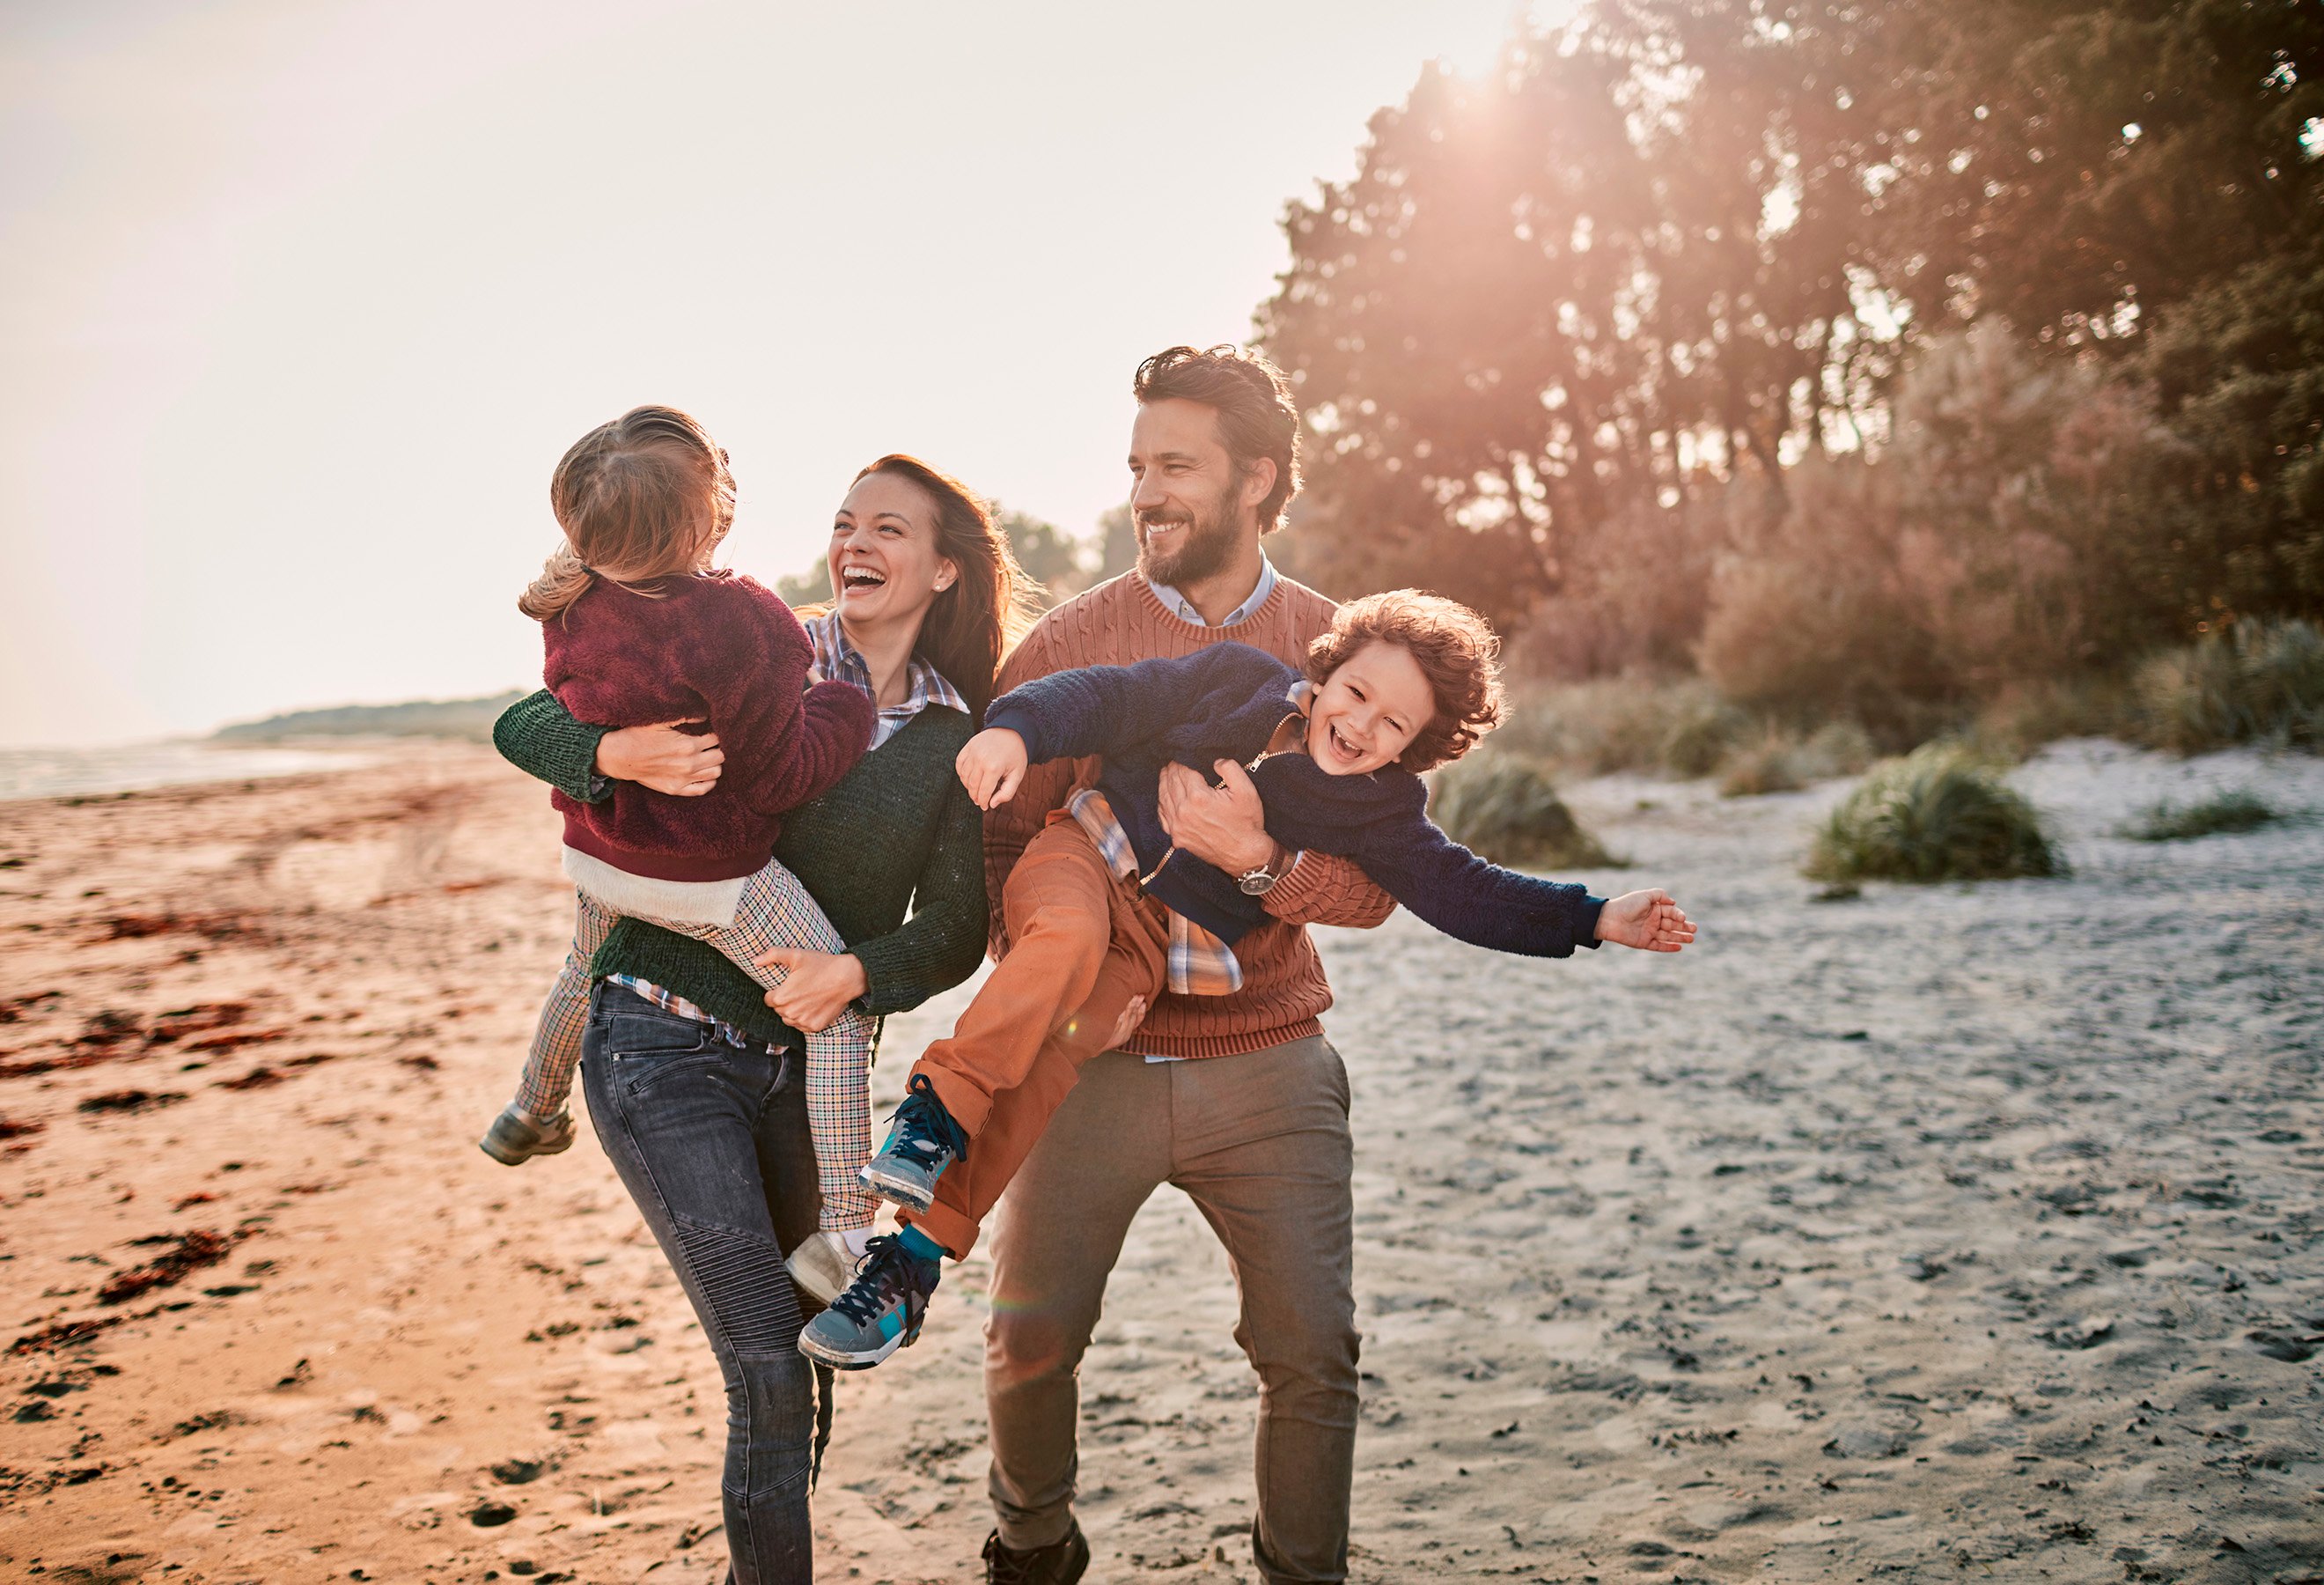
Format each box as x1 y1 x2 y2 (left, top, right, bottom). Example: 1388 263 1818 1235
1257 0 2321 729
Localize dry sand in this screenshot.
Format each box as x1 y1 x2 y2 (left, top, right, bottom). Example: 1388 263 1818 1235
1 739 2319 1583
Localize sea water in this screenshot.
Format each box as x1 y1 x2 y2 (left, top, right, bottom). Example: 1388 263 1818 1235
0 741 372 803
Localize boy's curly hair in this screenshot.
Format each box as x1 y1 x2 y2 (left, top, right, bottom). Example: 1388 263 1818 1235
1304 591 1505 771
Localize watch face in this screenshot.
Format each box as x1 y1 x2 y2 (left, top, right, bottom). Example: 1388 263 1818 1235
1239 871 1275 896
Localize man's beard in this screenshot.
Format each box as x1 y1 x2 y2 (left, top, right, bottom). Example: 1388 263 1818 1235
1136 475 1243 589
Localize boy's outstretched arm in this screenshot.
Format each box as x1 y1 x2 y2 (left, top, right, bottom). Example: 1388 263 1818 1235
1593 889 1697 953
1355 792 1695 959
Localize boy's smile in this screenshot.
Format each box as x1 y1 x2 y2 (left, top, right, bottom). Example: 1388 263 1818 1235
1303 640 1437 775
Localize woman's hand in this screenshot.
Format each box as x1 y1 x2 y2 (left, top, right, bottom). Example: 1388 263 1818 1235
597 719 724 796
754 947 870 1033
1593 889 1697 953
956 727 1029 810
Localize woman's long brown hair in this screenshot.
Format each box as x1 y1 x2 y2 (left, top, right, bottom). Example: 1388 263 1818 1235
852 454 1037 719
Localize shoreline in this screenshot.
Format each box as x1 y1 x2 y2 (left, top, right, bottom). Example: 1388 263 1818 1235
0 740 387 807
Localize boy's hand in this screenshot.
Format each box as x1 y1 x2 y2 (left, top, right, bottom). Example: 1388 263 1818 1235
957 727 1029 810
1594 889 1696 953
1105 995 1148 1052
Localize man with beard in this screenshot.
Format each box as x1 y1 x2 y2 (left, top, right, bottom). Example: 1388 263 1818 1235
974 344 1394 1585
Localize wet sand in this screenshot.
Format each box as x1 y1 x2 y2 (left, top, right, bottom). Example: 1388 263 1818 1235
2 740 2320 1582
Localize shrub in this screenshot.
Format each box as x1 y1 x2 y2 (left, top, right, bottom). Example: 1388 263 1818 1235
1697 454 1957 739
1718 719 1878 797
1806 744 2063 883
1430 756 1616 868
1968 675 2136 760
1718 732 1811 797
1803 719 1879 778
1498 676 1747 778
1659 689 1751 778
2121 789 2280 842
1511 495 1719 680
2131 619 2324 754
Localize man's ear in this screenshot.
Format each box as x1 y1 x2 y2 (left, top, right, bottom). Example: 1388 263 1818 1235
1238 457 1277 520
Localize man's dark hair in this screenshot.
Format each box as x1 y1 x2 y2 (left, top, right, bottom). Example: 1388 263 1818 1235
1132 344 1302 531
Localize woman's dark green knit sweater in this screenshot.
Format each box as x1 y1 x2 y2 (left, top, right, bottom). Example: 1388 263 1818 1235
494 690 987 1047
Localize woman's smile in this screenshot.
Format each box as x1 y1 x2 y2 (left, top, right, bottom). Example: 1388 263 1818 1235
836 558 891 606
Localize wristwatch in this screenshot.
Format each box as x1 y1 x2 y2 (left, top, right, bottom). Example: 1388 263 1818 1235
1238 845 1291 896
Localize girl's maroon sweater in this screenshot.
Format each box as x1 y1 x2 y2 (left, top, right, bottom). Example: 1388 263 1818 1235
541 571 874 882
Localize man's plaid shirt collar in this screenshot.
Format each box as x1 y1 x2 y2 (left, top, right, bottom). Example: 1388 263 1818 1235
802 611 967 747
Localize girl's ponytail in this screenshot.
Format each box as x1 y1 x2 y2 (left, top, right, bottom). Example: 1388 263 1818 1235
520 405 735 625
518 545 594 622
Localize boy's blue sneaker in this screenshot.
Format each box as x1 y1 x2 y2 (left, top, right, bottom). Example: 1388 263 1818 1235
796 1233 941 1369
857 1073 969 1213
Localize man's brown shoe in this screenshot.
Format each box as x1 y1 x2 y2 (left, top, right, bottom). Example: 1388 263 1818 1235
982 1521 1089 1584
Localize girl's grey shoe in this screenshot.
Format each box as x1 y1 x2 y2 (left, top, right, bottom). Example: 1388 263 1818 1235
785 1228 872 1306
480 1104 574 1165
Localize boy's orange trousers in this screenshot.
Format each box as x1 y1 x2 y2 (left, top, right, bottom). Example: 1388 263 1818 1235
901 816 1168 1257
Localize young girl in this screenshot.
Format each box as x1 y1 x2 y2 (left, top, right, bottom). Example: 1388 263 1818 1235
798 591 1697 1368
481 405 884 1288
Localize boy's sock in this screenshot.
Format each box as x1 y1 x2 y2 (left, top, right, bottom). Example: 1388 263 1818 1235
857 1073 971 1214
897 1222 947 1262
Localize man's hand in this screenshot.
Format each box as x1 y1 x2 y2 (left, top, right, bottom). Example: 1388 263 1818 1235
753 947 870 1033
1593 889 1696 953
1157 760 1275 874
957 728 1030 810
598 719 724 796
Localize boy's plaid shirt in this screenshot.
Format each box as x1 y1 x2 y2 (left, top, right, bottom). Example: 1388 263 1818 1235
1058 676 1319 999
1066 788 1245 997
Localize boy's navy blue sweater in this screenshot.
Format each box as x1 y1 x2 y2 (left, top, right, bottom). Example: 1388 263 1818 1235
983 642 1607 957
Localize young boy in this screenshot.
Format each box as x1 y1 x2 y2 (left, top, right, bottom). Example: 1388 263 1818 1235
798 591 1695 1368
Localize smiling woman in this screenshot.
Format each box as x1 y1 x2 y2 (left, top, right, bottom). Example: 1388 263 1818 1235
482 439 1031 1583
827 456 1038 721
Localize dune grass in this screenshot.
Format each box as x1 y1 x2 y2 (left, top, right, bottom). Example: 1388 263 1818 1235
1806 744 2063 883
1717 720 1877 797
2121 788 2281 842
1430 755 1617 869
1497 676 1748 779
2132 618 2324 755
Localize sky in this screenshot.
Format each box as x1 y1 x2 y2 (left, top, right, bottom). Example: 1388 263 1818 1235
0 0 1558 747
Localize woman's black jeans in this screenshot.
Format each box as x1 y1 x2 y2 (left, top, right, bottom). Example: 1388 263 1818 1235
580 982 820 1583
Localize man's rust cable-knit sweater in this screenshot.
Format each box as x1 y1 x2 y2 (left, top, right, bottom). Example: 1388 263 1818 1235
985 570 1396 1058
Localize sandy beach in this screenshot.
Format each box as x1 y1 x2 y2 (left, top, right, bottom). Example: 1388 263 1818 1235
2 741 2320 1583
